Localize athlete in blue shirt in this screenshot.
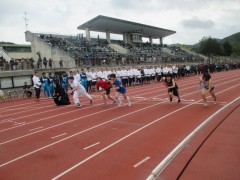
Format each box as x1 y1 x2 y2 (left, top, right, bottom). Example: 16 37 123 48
110 74 131 107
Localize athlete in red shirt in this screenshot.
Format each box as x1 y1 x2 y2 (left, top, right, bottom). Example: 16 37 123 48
96 77 115 105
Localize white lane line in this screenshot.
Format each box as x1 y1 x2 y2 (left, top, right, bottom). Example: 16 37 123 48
146 96 240 180
83 142 100 150
51 133 67 139
51 84 239 180
133 157 151 168
29 126 44 131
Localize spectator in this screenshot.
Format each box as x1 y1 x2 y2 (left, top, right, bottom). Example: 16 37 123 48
30 58 34 69
37 57 42 69
43 57 48 68
0 89 5 102
32 72 41 101
14 59 18 70
10 58 14 70
49 58 53 69
23 82 32 98
59 59 63 68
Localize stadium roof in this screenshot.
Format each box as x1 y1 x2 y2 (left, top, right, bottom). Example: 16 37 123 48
77 15 176 39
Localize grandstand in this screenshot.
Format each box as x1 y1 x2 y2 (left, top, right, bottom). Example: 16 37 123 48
23 15 204 70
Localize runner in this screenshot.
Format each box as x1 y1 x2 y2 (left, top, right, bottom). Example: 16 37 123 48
109 74 131 107
164 74 181 103
198 73 217 107
96 77 115 105
67 76 93 108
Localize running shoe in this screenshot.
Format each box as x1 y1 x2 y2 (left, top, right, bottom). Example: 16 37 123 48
76 103 81 108
204 103 208 107
170 97 173 102
118 102 122 107
178 99 181 103
90 99 93 105
128 102 132 106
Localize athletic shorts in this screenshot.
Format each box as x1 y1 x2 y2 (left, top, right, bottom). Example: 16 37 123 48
205 86 214 92
146 76 150 81
92 81 96 86
117 87 126 94
105 87 111 95
168 88 179 97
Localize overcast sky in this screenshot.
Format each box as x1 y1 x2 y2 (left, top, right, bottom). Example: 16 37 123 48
0 0 240 45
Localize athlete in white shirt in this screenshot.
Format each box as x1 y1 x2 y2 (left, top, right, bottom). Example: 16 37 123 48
68 76 93 108
71 69 81 83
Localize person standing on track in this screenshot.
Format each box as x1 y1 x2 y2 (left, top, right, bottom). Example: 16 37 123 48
67 76 93 108
198 73 217 107
109 74 131 107
32 72 41 101
96 77 115 105
40 72 50 99
164 74 181 103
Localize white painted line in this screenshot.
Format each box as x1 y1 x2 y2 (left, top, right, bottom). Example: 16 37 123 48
83 142 100 150
13 122 26 126
146 96 240 180
132 96 145 99
29 126 44 131
133 157 151 168
51 133 67 139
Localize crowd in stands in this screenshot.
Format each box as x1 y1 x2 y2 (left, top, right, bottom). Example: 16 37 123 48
0 57 34 71
168 46 193 57
1 33 239 71
38 33 206 67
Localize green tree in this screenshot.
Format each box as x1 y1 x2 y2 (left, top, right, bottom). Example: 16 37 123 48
223 41 233 56
198 37 223 56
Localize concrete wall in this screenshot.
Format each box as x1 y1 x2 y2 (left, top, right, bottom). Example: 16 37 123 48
25 31 76 68
0 70 34 89
109 43 128 54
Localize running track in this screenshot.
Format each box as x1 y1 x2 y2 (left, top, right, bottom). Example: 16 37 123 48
0 70 239 180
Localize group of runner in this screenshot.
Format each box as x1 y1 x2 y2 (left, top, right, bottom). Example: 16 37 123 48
31 63 218 108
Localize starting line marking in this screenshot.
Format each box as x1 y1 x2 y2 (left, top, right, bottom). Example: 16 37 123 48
132 96 196 102
83 142 100 150
29 126 44 131
13 122 26 126
51 133 67 139
133 157 151 168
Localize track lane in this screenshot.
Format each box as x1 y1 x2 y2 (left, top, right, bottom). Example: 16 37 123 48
0 74 238 179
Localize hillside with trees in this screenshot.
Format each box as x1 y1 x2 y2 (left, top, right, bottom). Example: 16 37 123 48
188 32 240 57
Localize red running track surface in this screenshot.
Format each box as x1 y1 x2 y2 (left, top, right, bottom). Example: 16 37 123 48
0 70 239 180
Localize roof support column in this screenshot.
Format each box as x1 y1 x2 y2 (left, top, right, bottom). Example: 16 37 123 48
85 28 91 41
123 33 127 44
123 33 131 44
159 37 163 46
106 31 111 43
149 36 153 46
